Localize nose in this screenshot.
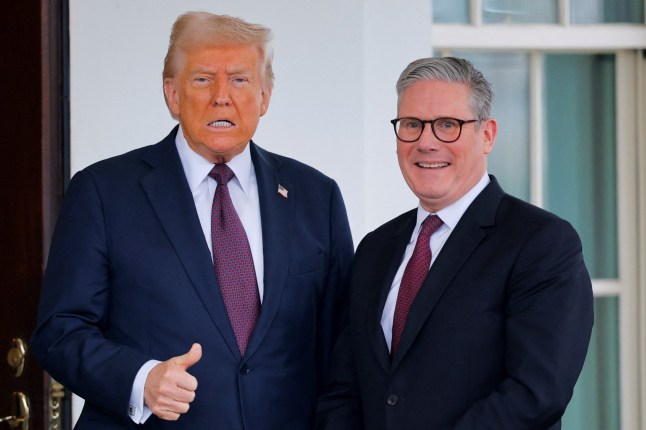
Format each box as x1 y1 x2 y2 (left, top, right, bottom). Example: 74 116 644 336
416 124 441 151
210 80 231 106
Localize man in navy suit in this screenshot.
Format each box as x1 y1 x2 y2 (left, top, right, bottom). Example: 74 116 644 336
317 57 593 429
32 12 353 429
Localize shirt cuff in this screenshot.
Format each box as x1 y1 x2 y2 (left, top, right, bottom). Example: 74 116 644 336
128 360 161 424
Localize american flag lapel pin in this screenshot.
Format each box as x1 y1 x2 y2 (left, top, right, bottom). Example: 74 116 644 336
277 184 288 198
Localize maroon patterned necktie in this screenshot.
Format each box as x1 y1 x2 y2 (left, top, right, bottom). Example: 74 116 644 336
391 215 444 356
209 164 260 356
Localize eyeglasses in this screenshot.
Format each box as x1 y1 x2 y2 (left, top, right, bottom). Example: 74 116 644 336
390 117 478 143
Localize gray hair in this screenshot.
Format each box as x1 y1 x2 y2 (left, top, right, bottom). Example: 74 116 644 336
163 11 275 92
396 57 493 121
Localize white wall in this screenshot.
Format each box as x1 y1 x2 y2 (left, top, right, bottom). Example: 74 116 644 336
69 0 431 423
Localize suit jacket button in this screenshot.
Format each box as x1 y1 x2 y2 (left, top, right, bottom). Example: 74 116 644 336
239 364 251 375
386 394 398 406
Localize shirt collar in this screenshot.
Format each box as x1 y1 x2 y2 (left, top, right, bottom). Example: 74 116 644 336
413 171 491 236
175 126 254 196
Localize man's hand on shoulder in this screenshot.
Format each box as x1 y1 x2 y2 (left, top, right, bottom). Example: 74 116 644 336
144 343 202 421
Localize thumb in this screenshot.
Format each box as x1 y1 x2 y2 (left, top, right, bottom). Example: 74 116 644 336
173 343 202 371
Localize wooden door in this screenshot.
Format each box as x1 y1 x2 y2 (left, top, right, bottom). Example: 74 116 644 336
0 1 68 429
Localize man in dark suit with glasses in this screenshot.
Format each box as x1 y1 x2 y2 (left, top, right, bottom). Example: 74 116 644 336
317 57 593 430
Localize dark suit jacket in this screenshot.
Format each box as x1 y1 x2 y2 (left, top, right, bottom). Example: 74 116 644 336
32 127 354 429
317 176 593 430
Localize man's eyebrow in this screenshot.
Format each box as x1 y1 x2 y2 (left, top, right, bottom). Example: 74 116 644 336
226 67 252 75
187 66 253 77
188 67 217 75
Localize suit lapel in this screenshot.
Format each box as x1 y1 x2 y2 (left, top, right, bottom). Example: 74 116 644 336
391 177 504 369
366 211 417 372
139 128 240 358
242 142 293 359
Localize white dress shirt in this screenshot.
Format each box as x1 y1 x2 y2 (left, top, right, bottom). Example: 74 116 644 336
175 129 265 297
380 172 490 351
128 128 264 423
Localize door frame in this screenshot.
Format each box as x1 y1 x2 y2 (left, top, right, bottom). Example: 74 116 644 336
0 0 70 429
42 0 72 428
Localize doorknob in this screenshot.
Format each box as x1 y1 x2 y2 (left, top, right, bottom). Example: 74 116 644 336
0 392 30 429
6 339 27 378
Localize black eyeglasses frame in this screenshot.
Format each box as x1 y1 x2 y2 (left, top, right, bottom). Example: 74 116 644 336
390 117 479 143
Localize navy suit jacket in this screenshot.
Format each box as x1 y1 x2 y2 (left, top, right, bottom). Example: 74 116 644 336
32 127 354 429
317 176 593 430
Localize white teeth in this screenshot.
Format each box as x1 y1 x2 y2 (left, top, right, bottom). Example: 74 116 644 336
209 120 233 127
418 162 449 168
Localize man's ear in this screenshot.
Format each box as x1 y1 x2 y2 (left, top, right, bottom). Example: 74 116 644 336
163 78 181 118
482 118 497 155
259 87 272 117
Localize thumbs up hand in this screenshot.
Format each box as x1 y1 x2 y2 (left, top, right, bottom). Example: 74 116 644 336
144 343 202 421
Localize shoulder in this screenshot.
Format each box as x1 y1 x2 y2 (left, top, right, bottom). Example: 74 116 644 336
475 176 576 236
371 209 417 235
498 193 573 232
489 194 585 263
83 145 152 175
251 142 336 187
358 209 416 247
79 130 177 182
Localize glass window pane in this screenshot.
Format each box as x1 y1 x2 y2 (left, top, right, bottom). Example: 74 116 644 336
433 0 470 23
543 54 617 279
456 52 531 201
562 296 620 429
483 0 559 23
571 0 644 23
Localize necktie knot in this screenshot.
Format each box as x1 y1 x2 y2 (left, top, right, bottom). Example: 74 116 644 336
419 215 443 242
209 164 235 185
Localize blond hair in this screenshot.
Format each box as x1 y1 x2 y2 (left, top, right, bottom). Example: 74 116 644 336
163 12 275 91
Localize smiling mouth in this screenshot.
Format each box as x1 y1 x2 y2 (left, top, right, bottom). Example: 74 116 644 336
208 120 234 127
417 162 449 168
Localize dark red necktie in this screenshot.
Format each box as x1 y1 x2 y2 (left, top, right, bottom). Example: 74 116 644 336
391 215 443 356
209 164 260 356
